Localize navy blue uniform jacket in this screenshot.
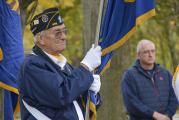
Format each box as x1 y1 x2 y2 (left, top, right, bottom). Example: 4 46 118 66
18 46 100 120
121 60 178 120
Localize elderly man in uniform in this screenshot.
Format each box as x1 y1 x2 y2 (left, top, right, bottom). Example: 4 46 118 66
121 39 178 120
18 7 102 120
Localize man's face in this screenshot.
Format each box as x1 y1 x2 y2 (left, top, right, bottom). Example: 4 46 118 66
137 43 156 66
41 24 68 54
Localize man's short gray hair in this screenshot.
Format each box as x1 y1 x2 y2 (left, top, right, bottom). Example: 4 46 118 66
136 39 154 53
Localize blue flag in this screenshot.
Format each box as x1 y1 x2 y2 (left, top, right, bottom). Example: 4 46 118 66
0 0 24 119
91 1 156 119
91 1 155 119
96 0 156 74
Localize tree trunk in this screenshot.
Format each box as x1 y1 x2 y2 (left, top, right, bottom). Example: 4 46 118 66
97 41 132 120
82 0 100 53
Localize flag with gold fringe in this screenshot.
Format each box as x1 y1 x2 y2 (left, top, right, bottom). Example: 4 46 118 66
96 0 156 75
90 0 156 120
0 0 24 119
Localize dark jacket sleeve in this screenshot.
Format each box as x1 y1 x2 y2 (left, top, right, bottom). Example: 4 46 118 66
165 72 178 117
19 60 94 108
121 70 154 118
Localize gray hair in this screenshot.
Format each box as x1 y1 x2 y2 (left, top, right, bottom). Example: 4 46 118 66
136 39 155 53
34 31 47 43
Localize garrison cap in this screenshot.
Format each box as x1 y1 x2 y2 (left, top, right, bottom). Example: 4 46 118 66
30 7 64 35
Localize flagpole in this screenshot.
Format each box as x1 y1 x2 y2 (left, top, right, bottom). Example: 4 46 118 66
85 0 105 120
94 0 105 47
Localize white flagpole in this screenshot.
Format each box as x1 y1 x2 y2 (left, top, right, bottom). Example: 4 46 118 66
85 0 105 120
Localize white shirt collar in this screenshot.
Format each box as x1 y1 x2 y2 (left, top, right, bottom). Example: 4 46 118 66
44 52 67 70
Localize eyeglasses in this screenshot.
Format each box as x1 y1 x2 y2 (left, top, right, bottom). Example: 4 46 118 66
54 28 68 39
142 49 156 54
